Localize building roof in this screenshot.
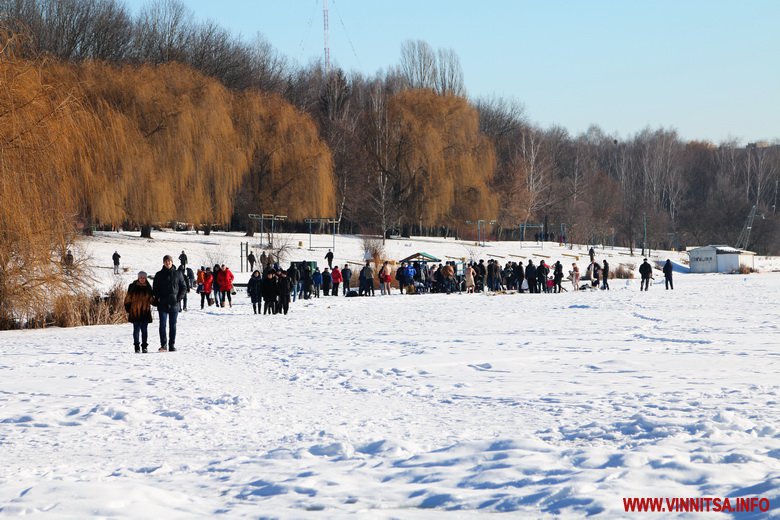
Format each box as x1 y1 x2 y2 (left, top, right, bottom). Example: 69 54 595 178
688 245 756 255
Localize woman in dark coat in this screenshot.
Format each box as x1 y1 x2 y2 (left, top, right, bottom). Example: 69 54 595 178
124 271 153 353
247 270 263 314
525 260 537 294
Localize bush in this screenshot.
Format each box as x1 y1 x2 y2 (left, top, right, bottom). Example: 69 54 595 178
52 282 127 328
738 264 756 274
613 263 636 279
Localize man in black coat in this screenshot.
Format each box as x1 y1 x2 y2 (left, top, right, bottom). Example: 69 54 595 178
553 261 564 293
178 250 188 268
477 260 487 292
639 258 653 291
662 259 674 290
153 255 187 351
322 268 332 296
325 249 334 269
261 271 279 314
513 262 525 292
112 251 121 275
602 260 610 290
277 270 292 315
537 261 549 293
247 251 256 272
525 260 537 294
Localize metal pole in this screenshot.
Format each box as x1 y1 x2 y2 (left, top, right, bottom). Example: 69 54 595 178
309 220 312 250
332 220 336 252
642 214 647 257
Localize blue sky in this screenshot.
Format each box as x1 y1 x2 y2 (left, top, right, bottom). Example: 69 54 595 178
125 1 779 143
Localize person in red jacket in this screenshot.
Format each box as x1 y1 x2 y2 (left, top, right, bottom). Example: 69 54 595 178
200 267 214 309
217 264 235 307
331 266 343 296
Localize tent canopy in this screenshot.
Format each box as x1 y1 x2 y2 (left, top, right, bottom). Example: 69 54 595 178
399 252 441 264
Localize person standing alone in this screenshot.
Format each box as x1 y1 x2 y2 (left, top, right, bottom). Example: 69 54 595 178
153 255 186 352
112 251 121 275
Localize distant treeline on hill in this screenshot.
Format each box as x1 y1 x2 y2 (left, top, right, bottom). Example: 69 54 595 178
1 1 779 327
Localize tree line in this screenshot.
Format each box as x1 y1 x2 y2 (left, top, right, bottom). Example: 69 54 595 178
1 0 779 258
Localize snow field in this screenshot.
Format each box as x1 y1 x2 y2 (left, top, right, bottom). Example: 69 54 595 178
1 231 779 517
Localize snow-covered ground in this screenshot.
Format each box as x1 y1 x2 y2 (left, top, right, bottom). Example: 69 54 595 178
2 231 779 518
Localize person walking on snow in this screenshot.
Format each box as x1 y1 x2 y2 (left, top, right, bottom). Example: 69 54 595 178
261 270 279 314
200 267 214 309
325 249 334 269
602 260 610 290
663 259 674 290
152 255 187 352
247 270 262 314
247 251 256 272
178 250 188 268
217 264 234 307
124 271 153 353
639 258 653 291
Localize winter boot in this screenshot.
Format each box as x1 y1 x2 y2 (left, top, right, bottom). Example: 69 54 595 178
159 345 167 352
134 343 141 354
141 344 148 353
168 345 176 352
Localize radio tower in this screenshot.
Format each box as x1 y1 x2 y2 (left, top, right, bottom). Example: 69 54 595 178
322 0 331 74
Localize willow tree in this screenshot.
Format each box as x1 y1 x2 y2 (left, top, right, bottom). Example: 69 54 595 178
71 61 249 235
232 90 335 230
376 89 497 231
0 52 88 326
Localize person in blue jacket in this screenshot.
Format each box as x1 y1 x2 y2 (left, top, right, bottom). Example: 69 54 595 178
405 263 416 293
312 267 323 298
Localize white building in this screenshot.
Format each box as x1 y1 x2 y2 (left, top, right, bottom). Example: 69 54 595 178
687 245 756 273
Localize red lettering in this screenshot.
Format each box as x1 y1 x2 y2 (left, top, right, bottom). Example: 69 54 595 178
759 498 770 512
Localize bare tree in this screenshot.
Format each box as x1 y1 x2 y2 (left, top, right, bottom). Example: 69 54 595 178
435 47 464 96
131 0 193 64
399 39 436 90
364 81 400 244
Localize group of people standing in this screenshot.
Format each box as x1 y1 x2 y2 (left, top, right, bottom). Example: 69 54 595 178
121 247 676 353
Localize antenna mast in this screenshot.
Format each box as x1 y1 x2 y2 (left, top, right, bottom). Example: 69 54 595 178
323 0 330 74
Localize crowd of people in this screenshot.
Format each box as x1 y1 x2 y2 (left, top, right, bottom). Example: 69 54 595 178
121 248 675 353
